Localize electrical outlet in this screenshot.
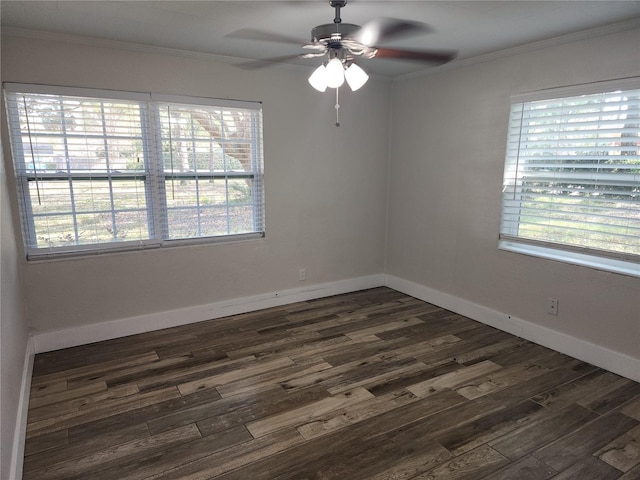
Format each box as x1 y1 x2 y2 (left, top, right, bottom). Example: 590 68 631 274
299 268 306 281
547 298 559 316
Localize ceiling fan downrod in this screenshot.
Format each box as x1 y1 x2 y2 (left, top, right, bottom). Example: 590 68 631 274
330 0 347 24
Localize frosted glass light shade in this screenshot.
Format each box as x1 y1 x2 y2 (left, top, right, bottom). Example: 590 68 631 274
325 58 345 88
345 63 369 91
308 64 328 92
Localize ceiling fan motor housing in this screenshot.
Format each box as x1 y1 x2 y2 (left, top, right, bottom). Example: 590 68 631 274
312 23 360 45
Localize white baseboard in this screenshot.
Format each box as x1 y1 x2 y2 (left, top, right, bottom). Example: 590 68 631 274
31 272 639 383
33 274 385 354
385 274 640 383
9 336 34 480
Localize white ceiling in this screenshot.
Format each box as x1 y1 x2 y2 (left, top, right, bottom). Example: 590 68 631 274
2 1 639 77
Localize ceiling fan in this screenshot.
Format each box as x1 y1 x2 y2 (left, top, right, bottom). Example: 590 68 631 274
232 0 457 125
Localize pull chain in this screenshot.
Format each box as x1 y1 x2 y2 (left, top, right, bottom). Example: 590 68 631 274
335 87 340 127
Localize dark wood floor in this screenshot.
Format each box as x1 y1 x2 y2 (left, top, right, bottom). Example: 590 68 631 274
23 287 640 480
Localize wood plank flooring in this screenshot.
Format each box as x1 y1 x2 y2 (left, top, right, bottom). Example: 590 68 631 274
23 287 640 479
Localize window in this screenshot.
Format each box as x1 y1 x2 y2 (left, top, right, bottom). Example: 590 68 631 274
500 78 639 277
4 84 264 259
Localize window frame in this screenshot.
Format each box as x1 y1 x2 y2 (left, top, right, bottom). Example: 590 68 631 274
153 96 265 242
4 83 265 260
498 78 640 277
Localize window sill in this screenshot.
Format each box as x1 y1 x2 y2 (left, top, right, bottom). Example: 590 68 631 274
26 232 265 263
498 240 640 278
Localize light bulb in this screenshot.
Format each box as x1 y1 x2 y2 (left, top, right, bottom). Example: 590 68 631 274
345 63 369 91
308 64 328 92
325 58 345 88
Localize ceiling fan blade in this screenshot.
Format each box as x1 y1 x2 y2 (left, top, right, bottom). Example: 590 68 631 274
227 28 307 46
374 47 457 64
350 18 432 46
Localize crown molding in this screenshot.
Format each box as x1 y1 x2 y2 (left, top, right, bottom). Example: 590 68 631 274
0 26 254 67
2 17 639 80
1 25 391 79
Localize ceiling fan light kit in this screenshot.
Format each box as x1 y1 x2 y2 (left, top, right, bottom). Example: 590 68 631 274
237 0 457 125
307 53 369 93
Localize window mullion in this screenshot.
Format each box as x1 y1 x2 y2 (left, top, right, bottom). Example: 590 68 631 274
144 103 166 243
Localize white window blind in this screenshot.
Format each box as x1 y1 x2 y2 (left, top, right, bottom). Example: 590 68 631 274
155 101 264 240
500 78 640 275
4 84 265 259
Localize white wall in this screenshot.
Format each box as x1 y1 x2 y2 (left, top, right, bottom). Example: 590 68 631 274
1 143 30 479
1 34 391 333
1 27 638 373
387 28 640 361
